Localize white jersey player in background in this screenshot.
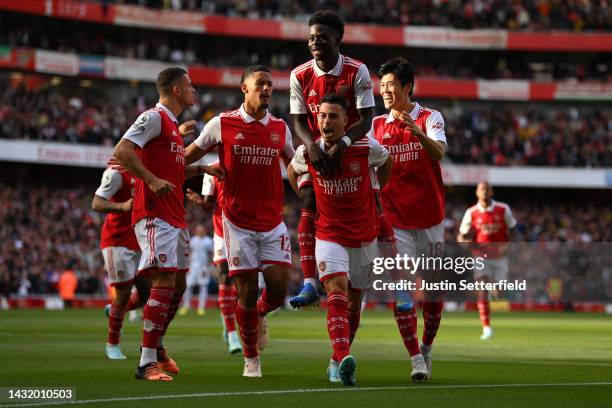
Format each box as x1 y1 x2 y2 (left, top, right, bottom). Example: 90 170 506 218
179 224 214 315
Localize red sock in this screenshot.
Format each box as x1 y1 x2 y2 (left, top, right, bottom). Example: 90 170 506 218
219 284 236 332
422 301 444 346
107 304 126 345
298 209 316 280
235 302 259 358
477 300 490 327
326 291 350 362
141 286 174 348
394 304 420 356
257 288 284 316
160 291 182 338
126 289 140 311
347 309 361 345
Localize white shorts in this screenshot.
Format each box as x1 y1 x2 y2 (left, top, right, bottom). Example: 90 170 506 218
222 216 292 276
394 221 444 259
315 239 378 290
134 217 190 273
102 246 141 287
186 263 210 286
213 233 227 264
476 257 509 281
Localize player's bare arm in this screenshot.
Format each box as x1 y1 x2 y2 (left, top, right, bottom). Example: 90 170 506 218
91 195 132 213
184 164 225 180
287 163 300 194
114 138 175 196
327 106 374 162
178 120 197 138
186 188 213 212
398 112 446 161
376 156 393 188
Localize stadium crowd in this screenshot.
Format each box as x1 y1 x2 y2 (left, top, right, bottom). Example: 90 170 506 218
104 0 612 31
1 78 610 167
2 19 609 80
1 181 609 297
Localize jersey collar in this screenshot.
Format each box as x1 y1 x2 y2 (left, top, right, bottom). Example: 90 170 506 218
155 103 178 124
477 199 497 212
313 54 343 77
239 104 271 126
386 102 421 123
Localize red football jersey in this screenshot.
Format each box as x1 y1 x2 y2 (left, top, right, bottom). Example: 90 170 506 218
290 54 374 138
95 168 139 250
201 162 224 237
194 105 295 232
291 137 389 247
460 200 517 258
370 103 447 230
123 103 186 228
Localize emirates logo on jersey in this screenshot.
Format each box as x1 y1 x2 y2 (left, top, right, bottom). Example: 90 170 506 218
349 161 361 174
270 132 280 144
232 257 240 267
319 261 326 272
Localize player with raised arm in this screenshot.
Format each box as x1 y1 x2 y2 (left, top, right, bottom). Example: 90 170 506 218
288 94 392 386
92 162 151 360
458 181 517 340
179 224 213 316
187 163 242 355
185 65 295 378
370 57 448 381
289 10 375 308
114 67 222 381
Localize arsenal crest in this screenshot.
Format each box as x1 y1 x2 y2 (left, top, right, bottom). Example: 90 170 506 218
349 161 360 174
270 132 280 144
232 257 241 267
319 261 326 272
158 254 167 263
336 83 349 96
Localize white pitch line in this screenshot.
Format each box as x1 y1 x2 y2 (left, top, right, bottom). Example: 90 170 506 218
1 382 611 408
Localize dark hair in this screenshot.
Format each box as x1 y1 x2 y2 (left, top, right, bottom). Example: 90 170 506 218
308 10 344 40
321 93 348 111
378 57 415 97
156 67 187 95
240 65 271 84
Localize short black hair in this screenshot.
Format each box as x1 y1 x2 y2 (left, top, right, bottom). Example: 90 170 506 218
321 93 348 111
156 67 187 96
240 65 271 84
308 10 344 40
378 57 415 97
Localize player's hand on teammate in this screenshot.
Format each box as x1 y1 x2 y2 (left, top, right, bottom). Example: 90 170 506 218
107 156 125 171
148 177 175 196
120 198 133 212
186 188 212 211
200 165 225 180
307 143 332 176
179 120 198 138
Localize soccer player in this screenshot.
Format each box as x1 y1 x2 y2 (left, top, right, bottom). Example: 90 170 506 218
92 161 151 360
288 94 392 386
179 224 213 316
458 181 517 339
370 57 448 380
185 65 295 378
114 67 222 381
289 10 375 307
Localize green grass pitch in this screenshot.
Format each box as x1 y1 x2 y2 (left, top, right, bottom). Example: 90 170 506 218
1 309 611 407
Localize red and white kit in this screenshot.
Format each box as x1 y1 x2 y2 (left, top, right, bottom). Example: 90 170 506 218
194 105 295 276
291 137 389 289
122 103 190 274
460 200 517 280
290 54 375 188
201 166 227 265
95 168 141 286
370 103 447 257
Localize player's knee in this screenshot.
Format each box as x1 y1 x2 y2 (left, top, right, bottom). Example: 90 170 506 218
151 270 176 288
113 284 131 307
323 276 348 294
